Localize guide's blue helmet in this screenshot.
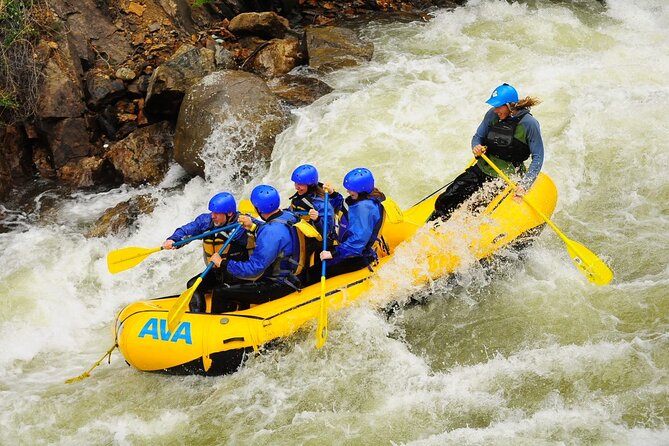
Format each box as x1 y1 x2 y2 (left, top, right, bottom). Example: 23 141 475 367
250 185 281 214
343 168 374 194
208 192 236 214
486 83 519 107
291 164 319 186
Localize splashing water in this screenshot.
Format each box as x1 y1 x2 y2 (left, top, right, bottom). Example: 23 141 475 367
1 0 668 444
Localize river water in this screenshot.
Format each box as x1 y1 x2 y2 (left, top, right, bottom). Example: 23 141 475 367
1 0 668 444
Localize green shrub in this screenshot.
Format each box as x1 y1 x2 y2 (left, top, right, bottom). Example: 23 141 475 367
191 0 214 8
0 0 51 124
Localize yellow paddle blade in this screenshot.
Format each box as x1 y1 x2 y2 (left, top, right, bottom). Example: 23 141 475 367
167 277 201 332
479 153 614 286
564 238 614 285
107 246 162 274
239 199 258 217
294 220 322 240
381 198 403 224
315 276 328 349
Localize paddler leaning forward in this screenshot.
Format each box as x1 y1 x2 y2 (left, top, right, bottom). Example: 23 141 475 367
206 184 305 313
162 192 250 313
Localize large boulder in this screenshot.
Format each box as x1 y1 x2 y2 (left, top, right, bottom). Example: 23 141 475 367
105 121 174 186
305 26 374 72
228 12 290 39
144 44 216 117
39 118 92 169
35 41 86 119
174 70 289 179
267 74 333 107
248 38 303 78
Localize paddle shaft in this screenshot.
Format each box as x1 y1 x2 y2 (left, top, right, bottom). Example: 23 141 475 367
411 158 478 206
107 221 240 274
321 192 329 277
196 224 243 280
316 192 329 348
171 221 239 249
479 154 567 240
480 153 613 285
167 224 243 331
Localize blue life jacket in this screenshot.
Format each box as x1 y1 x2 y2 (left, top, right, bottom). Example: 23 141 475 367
335 195 384 260
227 210 304 289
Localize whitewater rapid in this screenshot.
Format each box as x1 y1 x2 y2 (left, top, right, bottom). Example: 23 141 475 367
1 0 668 444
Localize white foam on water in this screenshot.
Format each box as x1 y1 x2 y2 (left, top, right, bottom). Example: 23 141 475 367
1 0 668 443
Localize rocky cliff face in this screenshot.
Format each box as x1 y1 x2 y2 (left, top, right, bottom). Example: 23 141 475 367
0 0 463 205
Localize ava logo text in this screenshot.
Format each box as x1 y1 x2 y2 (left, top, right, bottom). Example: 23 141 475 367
138 318 192 344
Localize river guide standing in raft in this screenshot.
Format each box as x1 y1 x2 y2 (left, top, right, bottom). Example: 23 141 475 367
432 83 545 221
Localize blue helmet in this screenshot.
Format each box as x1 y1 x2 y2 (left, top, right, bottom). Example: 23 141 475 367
291 164 319 186
251 184 281 214
343 167 374 194
208 192 236 214
486 83 519 107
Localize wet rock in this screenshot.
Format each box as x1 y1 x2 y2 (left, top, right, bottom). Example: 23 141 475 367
305 26 374 71
40 118 92 169
33 146 56 180
228 12 290 39
0 124 32 198
86 194 157 238
144 44 216 117
247 38 303 78
85 73 127 109
0 125 27 199
105 121 174 186
49 0 133 66
174 70 289 178
0 156 10 200
267 74 334 107
36 42 86 119
215 46 237 69
115 67 137 81
57 156 106 188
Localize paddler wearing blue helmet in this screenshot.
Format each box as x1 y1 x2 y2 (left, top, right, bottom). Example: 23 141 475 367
163 192 249 312
319 167 386 278
431 83 545 221
288 164 346 283
288 164 343 240
207 185 303 312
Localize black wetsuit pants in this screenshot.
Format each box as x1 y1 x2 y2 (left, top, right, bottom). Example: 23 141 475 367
432 164 494 221
187 244 249 313
321 255 373 279
186 271 224 313
210 281 296 313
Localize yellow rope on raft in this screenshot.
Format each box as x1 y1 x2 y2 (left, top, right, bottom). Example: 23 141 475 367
65 343 117 384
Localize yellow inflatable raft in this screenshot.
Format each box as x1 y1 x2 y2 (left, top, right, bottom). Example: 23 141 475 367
113 173 557 375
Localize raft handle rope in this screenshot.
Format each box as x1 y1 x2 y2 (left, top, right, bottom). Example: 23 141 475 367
65 343 117 384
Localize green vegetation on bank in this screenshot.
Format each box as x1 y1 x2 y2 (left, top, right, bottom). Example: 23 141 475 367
0 0 53 124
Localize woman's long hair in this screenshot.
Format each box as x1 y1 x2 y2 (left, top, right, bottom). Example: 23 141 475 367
513 96 542 110
307 183 326 198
